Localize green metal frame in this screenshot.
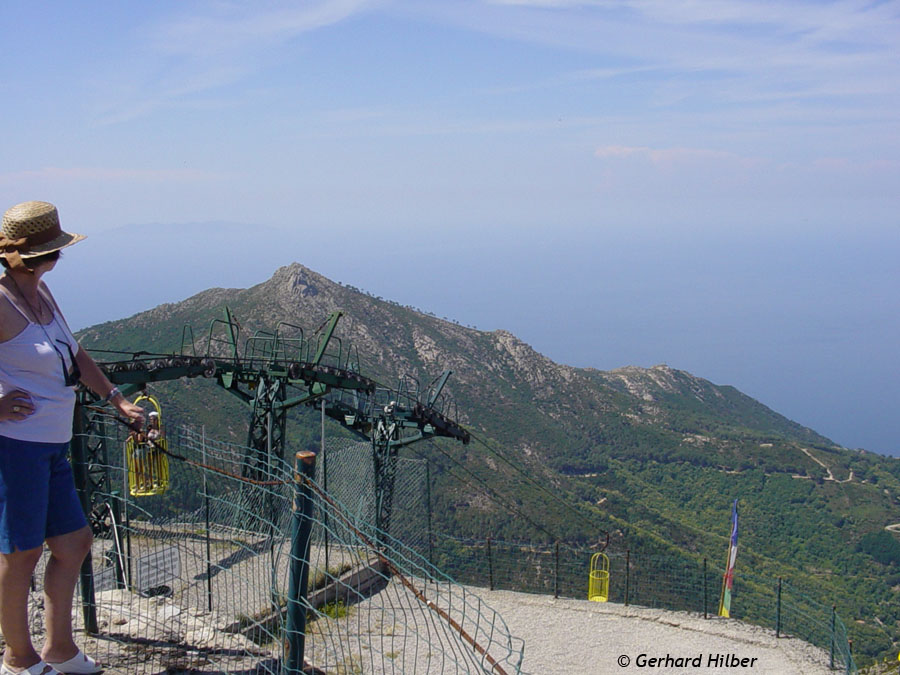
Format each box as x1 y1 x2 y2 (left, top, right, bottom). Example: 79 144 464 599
72 305 469 638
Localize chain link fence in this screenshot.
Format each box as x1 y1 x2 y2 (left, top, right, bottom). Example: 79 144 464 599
313 438 430 559
429 533 857 674
20 407 859 674
25 417 524 674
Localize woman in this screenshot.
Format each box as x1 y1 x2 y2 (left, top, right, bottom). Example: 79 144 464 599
0 201 144 675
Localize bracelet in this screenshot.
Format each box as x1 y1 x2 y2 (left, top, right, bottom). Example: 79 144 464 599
105 387 121 402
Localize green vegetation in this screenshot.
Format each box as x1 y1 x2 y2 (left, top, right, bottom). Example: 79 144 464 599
857 531 900 567
320 600 349 620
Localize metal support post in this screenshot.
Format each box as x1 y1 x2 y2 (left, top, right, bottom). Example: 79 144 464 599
121 433 132 590
703 558 708 619
203 427 213 612
830 605 836 670
554 541 560 599
109 496 126 589
426 464 434 566
625 550 631 606
487 537 494 591
321 401 329 576
125 501 133 592
776 577 782 637
71 408 98 634
245 375 287 532
285 451 317 675
373 436 397 539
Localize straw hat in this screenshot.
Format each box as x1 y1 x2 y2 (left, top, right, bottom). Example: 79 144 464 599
0 201 86 270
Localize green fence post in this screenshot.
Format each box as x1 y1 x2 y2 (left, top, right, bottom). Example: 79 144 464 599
108 493 125 590
285 451 317 675
776 577 782 638
703 558 708 619
554 541 560 599
321 401 329 577
426 464 434 567
625 549 631 607
70 408 98 634
487 536 494 591
830 605 836 670
203 427 213 612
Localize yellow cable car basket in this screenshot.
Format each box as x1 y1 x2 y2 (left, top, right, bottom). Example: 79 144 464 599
125 395 170 497
588 552 610 602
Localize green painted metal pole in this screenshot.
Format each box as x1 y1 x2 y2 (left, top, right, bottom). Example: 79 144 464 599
830 605 836 670
310 311 343 365
121 432 132 590
108 497 127 590
224 306 241 363
776 577 782 638
703 558 708 619
70 406 98 634
285 451 317 675
203 427 212 612
267 385 278 616
426 370 452 407
322 401 329 577
554 541 560 599
625 549 631 606
487 536 494 591
426 463 434 567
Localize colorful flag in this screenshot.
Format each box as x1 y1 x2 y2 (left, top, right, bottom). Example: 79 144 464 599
718 499 739 617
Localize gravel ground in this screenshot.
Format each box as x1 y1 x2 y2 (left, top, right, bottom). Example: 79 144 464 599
477 589 834 675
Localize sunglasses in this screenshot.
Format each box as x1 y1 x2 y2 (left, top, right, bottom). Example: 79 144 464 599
54 339 81 387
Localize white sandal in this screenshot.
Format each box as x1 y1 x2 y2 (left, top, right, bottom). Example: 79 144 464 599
0 660 63 675
44 651 99 675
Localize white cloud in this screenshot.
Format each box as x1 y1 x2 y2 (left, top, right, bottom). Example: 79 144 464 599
464 0 900 104
93 0 378 124
153 0 377 58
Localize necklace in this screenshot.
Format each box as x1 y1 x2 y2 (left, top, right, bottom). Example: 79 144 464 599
5 273 50 325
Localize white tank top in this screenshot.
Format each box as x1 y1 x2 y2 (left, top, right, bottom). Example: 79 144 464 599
0 283 80 443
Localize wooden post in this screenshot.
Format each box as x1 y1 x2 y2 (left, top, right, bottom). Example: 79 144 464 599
285 451 317 674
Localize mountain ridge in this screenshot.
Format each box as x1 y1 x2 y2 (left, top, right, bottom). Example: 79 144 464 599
95 261 829 445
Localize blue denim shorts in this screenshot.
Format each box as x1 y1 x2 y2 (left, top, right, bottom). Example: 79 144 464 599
0 435 88 553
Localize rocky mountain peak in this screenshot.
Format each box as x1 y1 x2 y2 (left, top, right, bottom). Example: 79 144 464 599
273 263 324 298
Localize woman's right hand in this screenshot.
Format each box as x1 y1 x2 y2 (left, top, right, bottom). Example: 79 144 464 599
114 397 146 430
0 390 34 422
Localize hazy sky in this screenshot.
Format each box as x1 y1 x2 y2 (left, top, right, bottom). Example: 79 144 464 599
2 1 899 454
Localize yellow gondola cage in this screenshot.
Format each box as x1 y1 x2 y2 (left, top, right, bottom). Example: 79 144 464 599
125 395 170 496
588 552 610 602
